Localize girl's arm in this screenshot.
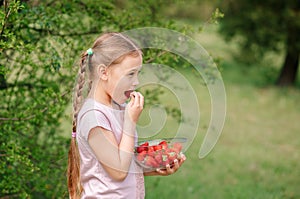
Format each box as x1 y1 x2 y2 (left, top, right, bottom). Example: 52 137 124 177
88 92 144 181
144 154 186 176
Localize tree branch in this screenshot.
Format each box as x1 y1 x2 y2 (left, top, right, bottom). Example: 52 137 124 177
25 26 100 37
0 106 48 121
0 82 50 90
145 50 168 63
0 0 11 38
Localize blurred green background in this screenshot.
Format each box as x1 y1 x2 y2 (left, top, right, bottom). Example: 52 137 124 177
1 0 299 198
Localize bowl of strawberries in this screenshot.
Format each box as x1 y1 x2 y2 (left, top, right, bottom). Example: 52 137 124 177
134 137 187 170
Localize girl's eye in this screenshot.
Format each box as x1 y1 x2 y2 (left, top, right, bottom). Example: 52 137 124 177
128 69 141 77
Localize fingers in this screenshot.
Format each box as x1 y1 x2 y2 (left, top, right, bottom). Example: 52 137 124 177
130 91 144 108
155 154 186 176
155 162 177 176
139 93 144 108
178 153 186 166
166 160 179 174
155 168 168 175
126 91 144 123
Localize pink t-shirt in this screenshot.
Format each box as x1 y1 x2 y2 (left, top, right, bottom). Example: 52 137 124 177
76 98 145 199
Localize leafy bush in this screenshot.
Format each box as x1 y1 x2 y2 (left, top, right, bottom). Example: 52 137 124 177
0 0 195 198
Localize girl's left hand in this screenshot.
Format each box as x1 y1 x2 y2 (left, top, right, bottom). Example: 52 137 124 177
155 153 186 176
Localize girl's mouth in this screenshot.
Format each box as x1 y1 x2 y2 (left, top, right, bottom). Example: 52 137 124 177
124 90 134 98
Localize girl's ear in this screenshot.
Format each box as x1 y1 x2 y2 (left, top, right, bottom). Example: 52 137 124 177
97 64 108 80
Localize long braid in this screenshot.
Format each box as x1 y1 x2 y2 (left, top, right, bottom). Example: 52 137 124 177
67 52 88 199
73 55 87 131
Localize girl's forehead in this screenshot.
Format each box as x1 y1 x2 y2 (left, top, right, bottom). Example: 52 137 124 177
119 55 142 70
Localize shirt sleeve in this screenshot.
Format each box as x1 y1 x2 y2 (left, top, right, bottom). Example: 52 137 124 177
78 109 112 141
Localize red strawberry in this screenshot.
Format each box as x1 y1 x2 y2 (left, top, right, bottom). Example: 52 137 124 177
167 150 177 162
147 150 156 158
172 142 182 153
137 150 147 162
161 153 170 166
136 142 149 153
154 151 163 165
165 148 174 153
145 156 159 168
162 158 170 167
148 146 155 154
159 140 168 150
153 144 162 151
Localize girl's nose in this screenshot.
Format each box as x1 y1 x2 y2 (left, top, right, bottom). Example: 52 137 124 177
133 77 139 86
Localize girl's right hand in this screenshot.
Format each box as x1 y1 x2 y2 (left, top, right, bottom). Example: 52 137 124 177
125 91 144 123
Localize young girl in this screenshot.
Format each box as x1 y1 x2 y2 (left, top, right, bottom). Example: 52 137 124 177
67 32 186 199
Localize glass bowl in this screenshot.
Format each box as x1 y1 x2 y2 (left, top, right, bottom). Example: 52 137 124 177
134 137 187 170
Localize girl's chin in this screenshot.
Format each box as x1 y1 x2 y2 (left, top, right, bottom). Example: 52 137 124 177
112 91 133 105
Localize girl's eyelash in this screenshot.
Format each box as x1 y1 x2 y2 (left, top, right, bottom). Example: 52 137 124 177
128 70 141 76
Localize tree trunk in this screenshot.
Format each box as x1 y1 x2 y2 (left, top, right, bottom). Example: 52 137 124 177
0 73 7 90
276 48 299 86
276 11 300 86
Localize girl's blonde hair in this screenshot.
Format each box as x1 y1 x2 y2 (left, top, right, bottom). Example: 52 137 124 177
67 32 140 199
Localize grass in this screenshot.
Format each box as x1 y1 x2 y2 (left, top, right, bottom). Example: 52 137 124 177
144 85 300 199
142 24 300 199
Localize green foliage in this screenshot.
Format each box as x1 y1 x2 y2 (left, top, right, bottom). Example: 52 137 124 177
0 0 199 198
219 0 300 63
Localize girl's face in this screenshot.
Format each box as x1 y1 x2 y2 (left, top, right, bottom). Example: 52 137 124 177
105 54 142 105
